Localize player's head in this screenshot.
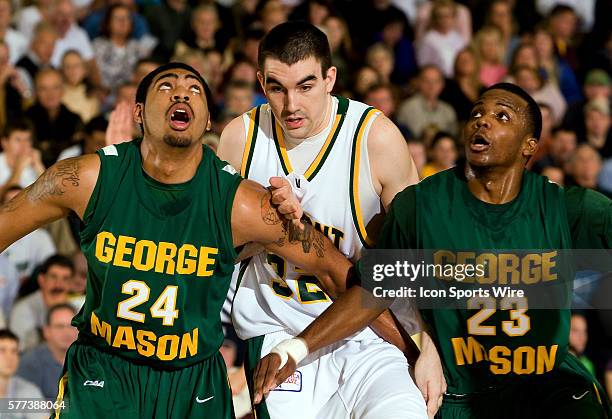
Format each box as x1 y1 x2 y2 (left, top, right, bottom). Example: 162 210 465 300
257 21 337 139
0 330 19 378
135 62 213 148
464 82 541 169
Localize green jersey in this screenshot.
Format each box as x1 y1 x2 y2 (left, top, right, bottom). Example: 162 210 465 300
378 167 612 395
74 140 242 369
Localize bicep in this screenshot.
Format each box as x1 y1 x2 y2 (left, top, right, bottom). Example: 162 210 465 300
368 115 419 210
218 115 247 173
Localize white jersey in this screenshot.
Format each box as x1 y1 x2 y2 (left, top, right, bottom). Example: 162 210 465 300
232 96 383 340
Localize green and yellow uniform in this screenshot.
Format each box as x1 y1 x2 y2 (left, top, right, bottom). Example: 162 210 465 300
377 167 611 418
55 140 241 418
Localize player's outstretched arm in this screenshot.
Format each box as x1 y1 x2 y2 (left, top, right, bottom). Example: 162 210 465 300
232 179 352 299
0 154 99 253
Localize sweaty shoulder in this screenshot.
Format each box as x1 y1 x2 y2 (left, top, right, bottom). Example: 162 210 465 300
564 186 612 248
217 111 249 172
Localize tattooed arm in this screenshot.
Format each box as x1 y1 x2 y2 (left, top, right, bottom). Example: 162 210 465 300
232 180 352 299
0 155 100 253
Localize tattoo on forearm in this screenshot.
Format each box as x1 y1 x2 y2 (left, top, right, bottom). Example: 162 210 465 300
25 159 80 201
260 190 325 258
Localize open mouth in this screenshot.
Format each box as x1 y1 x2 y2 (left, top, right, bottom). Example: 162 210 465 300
285 116 304 129
469 133 491 152
168 104 193 131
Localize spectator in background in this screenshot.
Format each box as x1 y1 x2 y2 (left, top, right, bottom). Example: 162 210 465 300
0 0 27 65
568 312 596 376
25 68 83 167
222 80 254 116
532 126 577 173
83 0 151 40
16 0 54 43
255 0 288 34
375 14 417 84
473 26 507 87
322 14 354 91
485 0 520 65
0 186 56 283
49 0 96 74
0 330 44 407
349 0 411 51
93 4 152 95
9 255 72 351
0 119 44 192
537 0 595 33
365 43 394 84
15 22 57 95
17 303 77 399
131 58 161 85
563 69 611 140
421 131 458 178
145 0 191 61
69 251 86 297
545 5 580 70
0 253 18 323
351 65 381 100
529 102 554 166
414 0 471 44
397 65 457 138
60 50 100 123
288 0 332 27
541 165 564 185
407 138 426 179
533 27 582 105
583 98 611 158
0 42 27 132
174 4 228 58
363 83 412 139
57 115 107 161
566 143 607 195
237 28 264 68
416 0 467 77
440 47 483 123
511 64 566 124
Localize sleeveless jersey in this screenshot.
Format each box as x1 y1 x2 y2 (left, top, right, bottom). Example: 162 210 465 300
75 140 242 369
380 167 575 394
232 96 382 340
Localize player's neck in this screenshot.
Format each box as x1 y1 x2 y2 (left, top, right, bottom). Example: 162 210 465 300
465 163 524 204
139 138 203 184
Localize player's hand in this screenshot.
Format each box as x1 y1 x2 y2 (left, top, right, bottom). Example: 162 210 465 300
269 176 304 231
415 333 446 418
252 352 297 404
106 100 134 145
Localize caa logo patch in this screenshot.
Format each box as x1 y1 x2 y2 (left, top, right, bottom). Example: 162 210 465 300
273 371 302 392
83 380 105 388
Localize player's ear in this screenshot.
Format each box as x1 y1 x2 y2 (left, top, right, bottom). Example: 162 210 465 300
324 66 337 94
134 102 143 124
257 71 265 94
522 137 538 158
206 116 211 132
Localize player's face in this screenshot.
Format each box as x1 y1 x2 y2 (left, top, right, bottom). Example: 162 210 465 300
259 56 336 140
464 90 536 168
135 68 210 148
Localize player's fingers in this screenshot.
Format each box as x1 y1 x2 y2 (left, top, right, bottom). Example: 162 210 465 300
292 218 305 231
277 201 300 216
269 176 290 190
253 356 275 404
252 359 266 404
263 356 281 394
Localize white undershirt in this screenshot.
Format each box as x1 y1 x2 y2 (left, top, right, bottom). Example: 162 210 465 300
284 96 337 175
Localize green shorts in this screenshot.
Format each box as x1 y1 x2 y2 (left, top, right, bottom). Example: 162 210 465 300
438 355 610 419
52 341 234 419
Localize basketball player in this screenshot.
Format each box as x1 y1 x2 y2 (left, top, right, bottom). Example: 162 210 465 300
218 22 442 418
0 62 358 418
255 83 612 418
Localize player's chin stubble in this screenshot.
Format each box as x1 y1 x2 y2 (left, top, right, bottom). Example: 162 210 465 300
163 134 192 148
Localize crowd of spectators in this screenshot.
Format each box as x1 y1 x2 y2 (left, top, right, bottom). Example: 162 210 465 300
0 0 610 416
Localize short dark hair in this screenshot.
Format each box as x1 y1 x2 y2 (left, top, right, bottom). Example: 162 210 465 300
483 82 542 140
548 4 576 18
2 118 34 139
40 254 74 276
85 115 108 135
46 303 77 325
430 131 456 148
0 329 19 344
258 21 332 76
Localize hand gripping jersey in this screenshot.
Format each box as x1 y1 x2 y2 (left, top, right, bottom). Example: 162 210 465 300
232 96 382 340
75 140 242 368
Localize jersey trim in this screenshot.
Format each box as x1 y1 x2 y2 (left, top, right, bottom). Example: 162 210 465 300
240 106 261 177
349 107 379 248
271 96 348 181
